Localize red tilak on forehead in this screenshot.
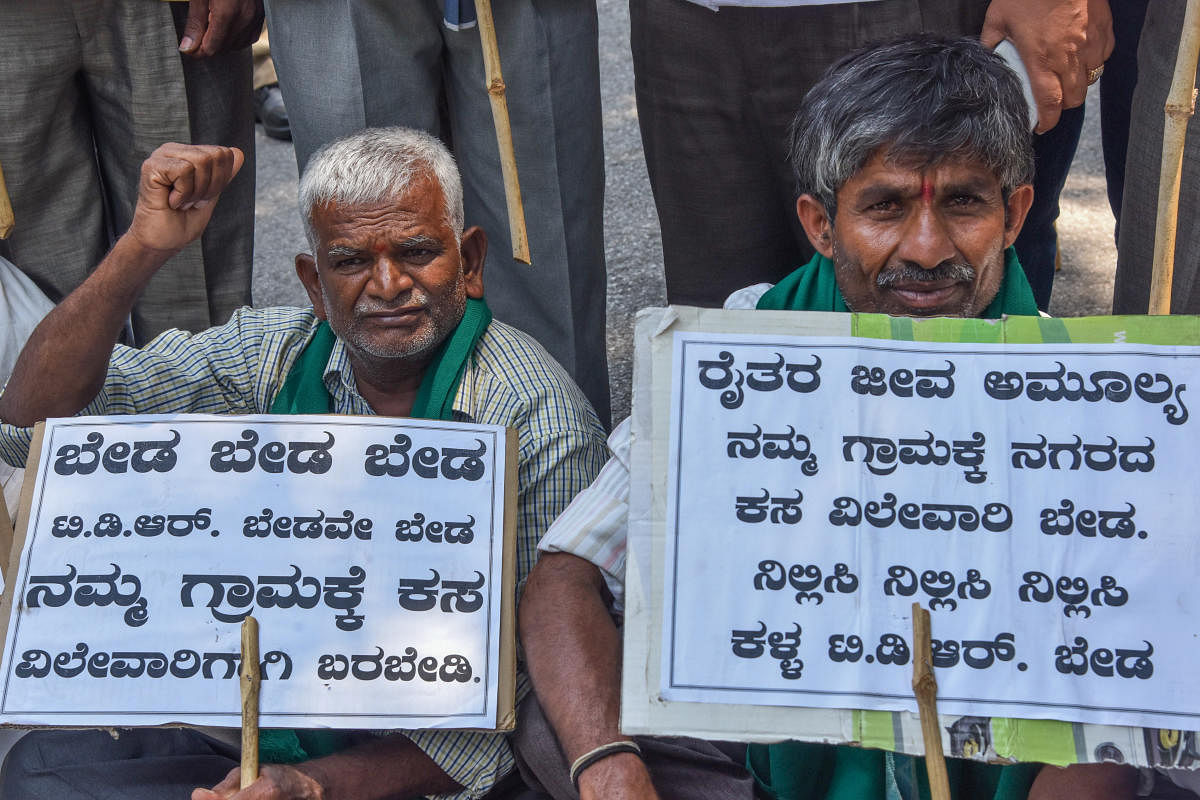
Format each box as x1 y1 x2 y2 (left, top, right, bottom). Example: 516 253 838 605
920 178 934 203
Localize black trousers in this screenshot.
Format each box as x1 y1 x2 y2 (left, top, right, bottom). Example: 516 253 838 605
0 728 239 799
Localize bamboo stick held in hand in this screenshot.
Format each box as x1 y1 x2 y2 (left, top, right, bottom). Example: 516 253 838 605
240 616 261 789
1148 0 1200 315
0 161 14 239
912 603 951 800
475 0 532 264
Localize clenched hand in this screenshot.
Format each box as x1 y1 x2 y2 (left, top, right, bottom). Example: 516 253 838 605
127 143 245 257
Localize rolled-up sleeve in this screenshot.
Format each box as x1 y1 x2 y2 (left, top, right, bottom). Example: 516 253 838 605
403 727 514 800
536 417 632 613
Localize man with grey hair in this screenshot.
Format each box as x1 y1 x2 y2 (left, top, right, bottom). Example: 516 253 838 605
635 0 1112 313
0 127 608 799
517 35 1136 800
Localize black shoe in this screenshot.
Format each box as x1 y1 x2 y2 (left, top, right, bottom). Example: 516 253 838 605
254 84 291 141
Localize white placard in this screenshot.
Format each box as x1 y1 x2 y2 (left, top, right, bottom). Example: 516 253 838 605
0 414 515 730
659 330 1200 731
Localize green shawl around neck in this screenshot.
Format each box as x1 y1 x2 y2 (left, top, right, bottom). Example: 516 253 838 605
754 247 1039 318
259 296 492 764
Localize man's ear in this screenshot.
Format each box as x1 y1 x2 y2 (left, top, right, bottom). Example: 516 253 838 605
295 253 327 319
460 226 487 300
1002 184 1035 248
796 194 834 259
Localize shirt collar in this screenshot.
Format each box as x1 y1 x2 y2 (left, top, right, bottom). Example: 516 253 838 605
319 333 474 420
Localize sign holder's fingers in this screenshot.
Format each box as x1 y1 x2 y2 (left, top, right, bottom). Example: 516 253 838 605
476 0 532 265
1149 0 1200 315
1027 61 1066 133
911 604 951 800
180 0 211 54
240 616 261 789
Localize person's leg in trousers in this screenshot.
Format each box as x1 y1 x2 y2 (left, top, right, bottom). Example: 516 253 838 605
1113 2 1200 314
1013 104 1086 311
1098 0 1148 243
0 728 239 799
443 0 611 426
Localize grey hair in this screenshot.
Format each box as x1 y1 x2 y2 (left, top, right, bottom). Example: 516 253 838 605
789 34 1035 218
298 126 465 250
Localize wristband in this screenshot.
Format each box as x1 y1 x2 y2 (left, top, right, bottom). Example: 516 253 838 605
569 740 643 790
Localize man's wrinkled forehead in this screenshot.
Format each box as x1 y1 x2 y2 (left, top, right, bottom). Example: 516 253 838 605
315 178 448 232
839 147 1006 199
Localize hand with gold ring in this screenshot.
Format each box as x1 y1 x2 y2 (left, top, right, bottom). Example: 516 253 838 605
981 0 1114 132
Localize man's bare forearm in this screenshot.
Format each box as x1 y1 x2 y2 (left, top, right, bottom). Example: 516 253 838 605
193 733 463 800
520 553 658 798
0 235 171 426
521 553 624 757
296 733 462 799
1 142 244 428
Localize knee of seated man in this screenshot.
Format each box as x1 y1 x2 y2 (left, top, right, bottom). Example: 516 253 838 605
0 728 233 791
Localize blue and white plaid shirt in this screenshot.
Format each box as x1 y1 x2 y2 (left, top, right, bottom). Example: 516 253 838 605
0 305 609 799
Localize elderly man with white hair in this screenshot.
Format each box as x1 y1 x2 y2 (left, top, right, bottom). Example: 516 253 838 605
0 127 607 800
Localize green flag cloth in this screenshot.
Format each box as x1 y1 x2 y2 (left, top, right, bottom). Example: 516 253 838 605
748 252 1039 798
748 742 1041 800
754 247 1039 319
259 297 492 764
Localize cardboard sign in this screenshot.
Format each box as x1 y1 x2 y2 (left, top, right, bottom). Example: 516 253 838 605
0 414 517 731
623 309 1200 768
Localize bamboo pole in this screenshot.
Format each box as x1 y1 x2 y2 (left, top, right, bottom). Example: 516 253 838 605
240 616 261 789
911 603 951 800
1148 0 1200 315
475 0 532 264
0 161 13 239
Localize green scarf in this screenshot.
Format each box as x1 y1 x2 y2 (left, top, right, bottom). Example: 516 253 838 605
755 247 1039 318
748 742 1041 800
748 251 1038 798
259 297 492 765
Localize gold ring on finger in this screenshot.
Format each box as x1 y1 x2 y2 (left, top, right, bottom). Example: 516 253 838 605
1087 64 1105 85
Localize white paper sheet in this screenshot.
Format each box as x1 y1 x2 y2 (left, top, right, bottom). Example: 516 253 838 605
0 414 511 730
660 332 1200 731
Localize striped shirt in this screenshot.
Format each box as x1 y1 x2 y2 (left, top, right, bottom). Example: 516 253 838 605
0 306 609 800
536 282 1050 613
535 283 765 613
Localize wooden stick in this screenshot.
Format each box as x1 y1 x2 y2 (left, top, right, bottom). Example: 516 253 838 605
474 0 532 264
911 603 951 800
1148 0 1200 314
0 160 13 239
240 616 261 789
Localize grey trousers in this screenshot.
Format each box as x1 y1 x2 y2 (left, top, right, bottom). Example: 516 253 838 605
0 728 240 799
264 0 611 426
1112 4 1200 315
630 0 993 307
0 0 255 343
511 694 755 800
